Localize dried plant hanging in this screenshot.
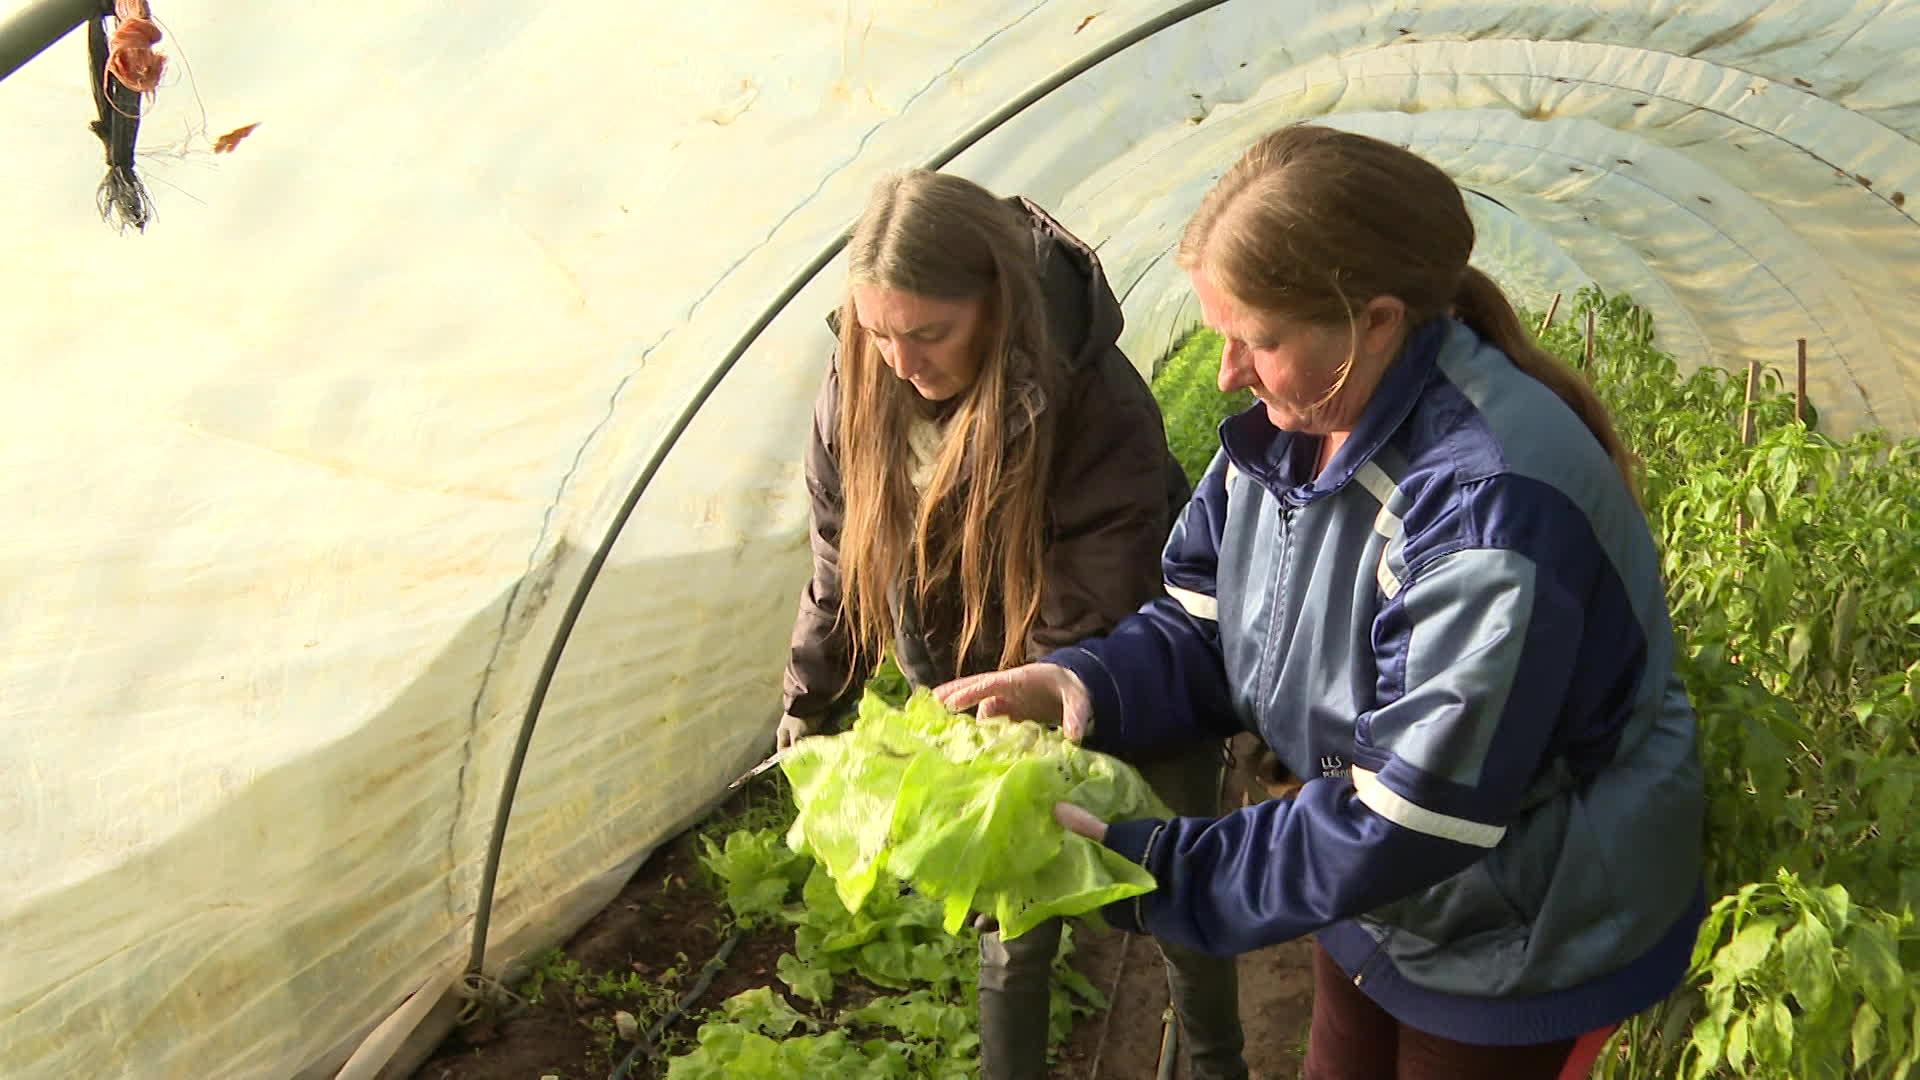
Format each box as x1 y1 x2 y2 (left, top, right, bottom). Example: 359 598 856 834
86 0 166 232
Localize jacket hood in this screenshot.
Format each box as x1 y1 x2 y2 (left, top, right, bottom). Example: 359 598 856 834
1011 196 1126 374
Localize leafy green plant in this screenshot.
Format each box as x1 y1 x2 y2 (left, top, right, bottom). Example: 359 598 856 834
1151 324 1250 484
517 948 583 1007
784 863 976 996
679 810 1104 1075
695 770 800 852
698 826 812 928
865 653 912 708
1520 289 1920 1079
716 986 818 1036
663 1021 913 1079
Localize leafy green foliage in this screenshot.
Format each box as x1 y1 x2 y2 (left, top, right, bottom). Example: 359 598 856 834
841 991 980 1079
516 947 583 1007
1659 871 1918 1080
1519 290 1920 1080
674 823 1101 1077
716 986 817 1037
508 945 692 1069
664 1022 912 1079
781 689 1172 939
787 863 975 994
699 826 811 928
865 653 912 709
1151 324 1251 485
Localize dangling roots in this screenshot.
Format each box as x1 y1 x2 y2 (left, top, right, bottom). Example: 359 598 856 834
96 164 154 233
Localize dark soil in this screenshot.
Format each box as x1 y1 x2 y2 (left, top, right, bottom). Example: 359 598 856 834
1051 926 1315 1079
414 817 788 1080
416 740 1316 1079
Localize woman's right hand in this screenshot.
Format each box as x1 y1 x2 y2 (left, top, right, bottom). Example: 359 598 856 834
935 663 1095 742
775 713 813 752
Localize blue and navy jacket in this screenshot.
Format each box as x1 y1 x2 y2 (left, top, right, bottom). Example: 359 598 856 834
1047 317 1706 1045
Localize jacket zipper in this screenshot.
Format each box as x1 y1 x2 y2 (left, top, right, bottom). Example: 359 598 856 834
1352 930 1395 987
1258 503 1296 706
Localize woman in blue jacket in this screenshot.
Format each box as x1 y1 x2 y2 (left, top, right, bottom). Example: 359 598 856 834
940 125 1705 1079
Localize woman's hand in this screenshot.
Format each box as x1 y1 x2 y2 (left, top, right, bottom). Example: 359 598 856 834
935 662 1096 742
1052 801 1109 843
774 712 813 751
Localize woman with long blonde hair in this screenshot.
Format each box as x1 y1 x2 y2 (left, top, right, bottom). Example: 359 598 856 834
778 170 1249 1080
942 127 1705 1080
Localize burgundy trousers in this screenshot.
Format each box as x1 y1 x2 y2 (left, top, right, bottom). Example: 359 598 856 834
1302 944 1618 1080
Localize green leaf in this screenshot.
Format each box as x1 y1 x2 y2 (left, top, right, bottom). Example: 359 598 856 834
1726 1010 1751 1070
699 827 812 926
665 1024 912 1079
1782 912 1836 1015
1848 924 1906 1013
717 987 815 1037
1902 1004 1920 1079
1693 898 1738 972
1751 998 1794 1068
1816 884 1852 931
1776 458 1803 507
1855 1001 1883 1071
1832 588 1861 668
1689 1011 1727 1078
1874 768 1916 831
1788 622 1813 673
1714 917 1781 981
776 951 835 1006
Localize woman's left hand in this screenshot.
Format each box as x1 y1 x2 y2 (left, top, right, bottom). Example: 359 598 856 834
936 662 1095 741
1053 801 1109 843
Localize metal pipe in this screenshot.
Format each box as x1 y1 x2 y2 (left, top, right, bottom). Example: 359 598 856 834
0 0 96 84
465 0 1237 980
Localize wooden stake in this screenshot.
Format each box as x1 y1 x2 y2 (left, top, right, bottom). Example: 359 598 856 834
1538 292 1562 335
1795 338 1808 425
1583 309 1596 370
1737 358 1762 536
1741 358 1762 446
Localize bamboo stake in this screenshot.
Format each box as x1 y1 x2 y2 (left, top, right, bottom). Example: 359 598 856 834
1795 338 1808 425
1737 358 1762 536
1537 292 1562 335
1740 358 1761 446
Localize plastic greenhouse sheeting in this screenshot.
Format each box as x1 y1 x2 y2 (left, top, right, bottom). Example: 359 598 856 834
1 1 1916 1076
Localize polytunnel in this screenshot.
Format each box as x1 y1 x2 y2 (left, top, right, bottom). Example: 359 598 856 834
3 0 1918 1076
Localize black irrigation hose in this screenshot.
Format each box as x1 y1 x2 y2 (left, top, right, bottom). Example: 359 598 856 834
465 0 1237 981
606 928 745 1080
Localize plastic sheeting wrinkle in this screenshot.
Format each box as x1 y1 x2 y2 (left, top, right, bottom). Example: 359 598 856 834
1423 133 1860 415
1827 0 1899 77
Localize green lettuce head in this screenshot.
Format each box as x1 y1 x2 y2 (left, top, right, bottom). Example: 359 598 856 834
780 689 1171 939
